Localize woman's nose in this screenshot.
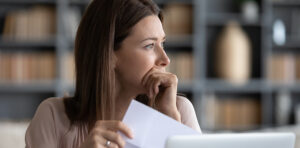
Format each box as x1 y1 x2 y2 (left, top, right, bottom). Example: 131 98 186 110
155 47 170 67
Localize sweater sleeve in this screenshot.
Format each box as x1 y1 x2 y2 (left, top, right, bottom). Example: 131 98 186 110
176 96 202 133
25 98 58 148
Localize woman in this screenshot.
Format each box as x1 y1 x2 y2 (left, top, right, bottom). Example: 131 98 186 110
25 0 201 147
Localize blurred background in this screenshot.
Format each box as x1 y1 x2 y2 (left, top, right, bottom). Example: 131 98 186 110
0 0 300 147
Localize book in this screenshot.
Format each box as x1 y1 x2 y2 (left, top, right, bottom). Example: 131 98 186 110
0 52 55 83
203 95 261 130
2 5 56 41
163 3 193 35
268 54 295 84
166 52 193 81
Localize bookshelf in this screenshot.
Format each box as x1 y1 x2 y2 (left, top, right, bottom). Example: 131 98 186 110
1 0 300 132
195 0 299 131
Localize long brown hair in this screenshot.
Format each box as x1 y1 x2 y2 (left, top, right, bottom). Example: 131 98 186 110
64 0 162 128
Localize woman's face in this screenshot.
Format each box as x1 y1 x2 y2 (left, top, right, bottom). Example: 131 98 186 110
115 15 170 95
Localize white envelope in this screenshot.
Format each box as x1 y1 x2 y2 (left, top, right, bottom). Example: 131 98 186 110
121 100 200 148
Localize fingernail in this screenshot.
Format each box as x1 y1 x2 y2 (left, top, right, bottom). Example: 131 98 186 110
130 131 134 139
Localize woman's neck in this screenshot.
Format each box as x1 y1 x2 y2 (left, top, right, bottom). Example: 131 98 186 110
114 83 137 120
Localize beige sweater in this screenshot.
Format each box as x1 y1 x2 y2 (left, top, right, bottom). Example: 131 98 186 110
25 97 201 148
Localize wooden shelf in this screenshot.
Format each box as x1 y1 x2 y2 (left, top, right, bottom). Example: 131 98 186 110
273 42 300 50
178 80 197 92
0 0 55 5
273 1 300 7
270 82 300 92
204 79 266 93
0 39 56 48
0 81 56 93
165 35 193 48
206 13 262 27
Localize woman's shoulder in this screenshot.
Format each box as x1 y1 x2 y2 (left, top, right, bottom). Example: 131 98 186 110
26 97 86 148
176 95 196 117
25 97 69 147
176 95 193 110
27 97 71 134
35 97 66 121
176 95 202 133
36 97 70 127
39 97 64 110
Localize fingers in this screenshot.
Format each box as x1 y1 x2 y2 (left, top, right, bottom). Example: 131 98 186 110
101 130 125 148
89 121 134 148
107 142 119 148
90 129 122 148
143 70 172 98
146 76 160 100
141 68 156 86
153 79 161 99
89 134 105 148
95 121 134 139
145 75 155 99
105 142 119 148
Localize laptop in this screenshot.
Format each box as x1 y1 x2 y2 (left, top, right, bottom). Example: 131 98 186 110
165 133 295 148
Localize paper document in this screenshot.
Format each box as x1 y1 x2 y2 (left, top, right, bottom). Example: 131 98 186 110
121 100 200 148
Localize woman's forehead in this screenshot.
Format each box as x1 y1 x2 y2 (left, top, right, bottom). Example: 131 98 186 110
129 15 165 40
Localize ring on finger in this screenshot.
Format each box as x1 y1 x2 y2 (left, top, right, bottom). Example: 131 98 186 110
105 140 111 147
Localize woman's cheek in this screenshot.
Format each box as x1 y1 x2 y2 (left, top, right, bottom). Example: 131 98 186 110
135 54 155 81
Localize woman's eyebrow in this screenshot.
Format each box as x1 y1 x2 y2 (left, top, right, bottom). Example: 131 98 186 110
140 36 166 43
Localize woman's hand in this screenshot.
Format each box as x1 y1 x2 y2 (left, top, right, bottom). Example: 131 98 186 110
141 68 181 122
80 120 133 148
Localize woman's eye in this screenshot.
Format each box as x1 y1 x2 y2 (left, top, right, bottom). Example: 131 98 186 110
144 43 154 50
